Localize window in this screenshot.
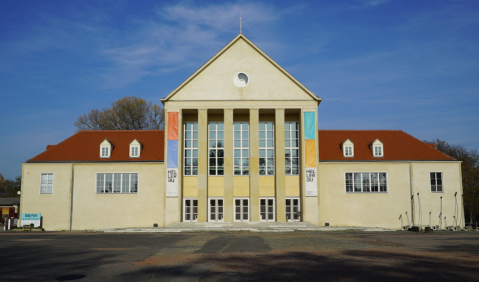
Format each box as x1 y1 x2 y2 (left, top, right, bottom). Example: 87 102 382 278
101 147 109 157
100 139 111 158
430 172 443 192
342 139 354 157
260 198 275 221
209 122 224 176
372 139 384 157
234 198 249 222
345 172 387 193
40 173 53 194
96 173 138 193
234 121 249 175
285 122 299 175
259 121 274 175
130 139 141 158
184 122 198 176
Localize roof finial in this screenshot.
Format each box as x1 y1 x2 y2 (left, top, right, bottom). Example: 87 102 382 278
240 11 242 34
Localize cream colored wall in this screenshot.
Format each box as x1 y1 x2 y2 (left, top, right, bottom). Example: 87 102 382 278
233 176 249 196
318 162 411 229
21 163 72 231
208 176 225 196
71 163 164 230
285 176 300 196
259 176 275 197
183 176 198 197
411 162 463 228
171 38 313 102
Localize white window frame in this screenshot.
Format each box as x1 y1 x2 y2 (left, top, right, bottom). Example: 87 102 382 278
345 172 388 193
40 173 53 194
129 139 141 158
259 121 275 176
285 121 299 175
209 122 224 176
286 197 301 222
184 122 198 176
344 146 353 157
208 197 224 222
374 145 383 157
183 197 198 222
260 197 276 222
234 121 249 176
430 172 444 193
100 146 110 158
96 173 139 194
234 197 250 222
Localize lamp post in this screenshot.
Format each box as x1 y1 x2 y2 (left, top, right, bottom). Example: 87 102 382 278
473 191 477 228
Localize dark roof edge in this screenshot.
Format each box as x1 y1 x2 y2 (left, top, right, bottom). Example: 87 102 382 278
318 160 461 163
25 160 164 163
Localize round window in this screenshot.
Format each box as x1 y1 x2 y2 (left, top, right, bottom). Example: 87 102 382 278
233 72 249 87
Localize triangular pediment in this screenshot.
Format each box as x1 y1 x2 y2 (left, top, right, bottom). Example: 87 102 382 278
162 34 321 103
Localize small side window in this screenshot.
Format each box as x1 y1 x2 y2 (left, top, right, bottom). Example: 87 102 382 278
430 172 443 192
40 173 53 194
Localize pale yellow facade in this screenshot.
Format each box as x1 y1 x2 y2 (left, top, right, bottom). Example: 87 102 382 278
20 34 464 231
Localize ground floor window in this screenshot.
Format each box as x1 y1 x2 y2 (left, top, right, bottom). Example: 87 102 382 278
286 197 300 222
208 198 224 222
234 198 249 222
260 198 275 222
345 172 387 193
96 173 138 193
183 198 198 222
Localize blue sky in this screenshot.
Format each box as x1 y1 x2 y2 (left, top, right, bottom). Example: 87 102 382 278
1 0 478 179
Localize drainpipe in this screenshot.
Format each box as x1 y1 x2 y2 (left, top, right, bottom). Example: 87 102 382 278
69 164 75 231
409 163 414 226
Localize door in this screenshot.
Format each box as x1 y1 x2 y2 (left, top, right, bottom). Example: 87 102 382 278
286 198 301 222
235 198 249 222
183 198 198 222
209 198 224 222
260 198 275 221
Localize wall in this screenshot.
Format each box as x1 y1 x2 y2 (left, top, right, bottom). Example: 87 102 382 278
21 163 73 230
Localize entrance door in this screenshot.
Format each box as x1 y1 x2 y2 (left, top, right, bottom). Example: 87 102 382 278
260 198 275 221
286 198 301 222
183 198 198 222
234 198 249 222
209 198 224 222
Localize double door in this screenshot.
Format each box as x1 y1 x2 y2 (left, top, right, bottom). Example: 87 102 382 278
286 198 300 222
260 198 275 221
183 199 198 222
209 198 224 222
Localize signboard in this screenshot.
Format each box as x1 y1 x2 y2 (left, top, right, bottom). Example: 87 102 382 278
305 168 318 197
166 168 179 197
21 213 41 227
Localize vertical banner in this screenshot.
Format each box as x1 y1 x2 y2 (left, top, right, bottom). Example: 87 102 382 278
167 112 179 197
304 112 317 197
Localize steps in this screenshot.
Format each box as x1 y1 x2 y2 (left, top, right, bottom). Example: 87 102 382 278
102 222 394 233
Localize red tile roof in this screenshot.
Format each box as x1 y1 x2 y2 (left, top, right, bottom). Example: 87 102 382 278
28 130 164 162
318 130 455 161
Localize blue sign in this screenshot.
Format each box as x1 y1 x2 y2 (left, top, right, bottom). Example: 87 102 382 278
22 213 41 221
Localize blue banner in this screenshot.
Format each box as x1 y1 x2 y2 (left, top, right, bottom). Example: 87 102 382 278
167 140 178 168
304 112 316 140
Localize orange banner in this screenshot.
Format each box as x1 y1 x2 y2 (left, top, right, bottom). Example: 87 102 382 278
167 112 178 140
305 139 316 168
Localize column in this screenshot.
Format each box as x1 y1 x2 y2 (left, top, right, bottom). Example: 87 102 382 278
224 109 234 222
249 109 260 222
275 109 286 222
197 109 208 222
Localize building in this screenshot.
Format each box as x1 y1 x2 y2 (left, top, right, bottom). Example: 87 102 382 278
1 197 20 226
20 34 464 230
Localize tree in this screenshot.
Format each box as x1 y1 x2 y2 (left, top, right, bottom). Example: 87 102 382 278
425 139 479 226
0 174 21 197
74 96 165 132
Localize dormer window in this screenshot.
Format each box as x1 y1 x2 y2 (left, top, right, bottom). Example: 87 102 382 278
100 139 112 158
342 139 354 157
129 139 141 158
372 139 384 157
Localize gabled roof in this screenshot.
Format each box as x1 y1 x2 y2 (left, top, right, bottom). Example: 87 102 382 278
161 34 321 103
27 131 164 162
318 130 455 161
0 198 20 206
